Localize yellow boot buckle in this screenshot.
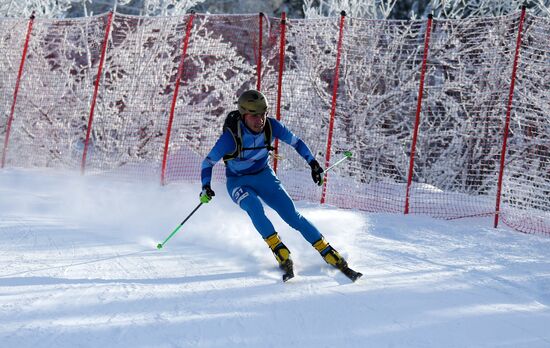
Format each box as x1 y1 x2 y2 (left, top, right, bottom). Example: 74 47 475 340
313 238 330 253
265 233 282 250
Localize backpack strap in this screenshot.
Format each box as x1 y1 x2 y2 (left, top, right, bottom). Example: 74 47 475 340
264 117 274 151
222 111 242 163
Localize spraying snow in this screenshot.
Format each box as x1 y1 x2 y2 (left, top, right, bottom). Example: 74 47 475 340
1 168 549 347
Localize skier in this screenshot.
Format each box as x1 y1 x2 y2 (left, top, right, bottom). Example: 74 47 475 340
199 89 361 282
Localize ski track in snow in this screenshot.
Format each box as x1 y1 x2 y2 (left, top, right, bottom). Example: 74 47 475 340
1 168 550 348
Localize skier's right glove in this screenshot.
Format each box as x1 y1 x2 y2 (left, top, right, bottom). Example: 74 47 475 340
200 184 215 203
309 159 325 186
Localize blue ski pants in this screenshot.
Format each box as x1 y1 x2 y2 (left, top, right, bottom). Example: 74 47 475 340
226 167 323 244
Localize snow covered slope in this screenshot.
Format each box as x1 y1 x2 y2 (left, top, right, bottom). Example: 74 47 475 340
1 169 549 347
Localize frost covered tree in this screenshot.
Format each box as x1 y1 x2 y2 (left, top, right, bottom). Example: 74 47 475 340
1 0 549 217
0 0 208 18
0 0 73 18
118 0 205 16
0 14 109 168
427 0 549 19
302 0 397 19
85 14 261 171
287 0 549 198
302 0 550 19
167 15 261 154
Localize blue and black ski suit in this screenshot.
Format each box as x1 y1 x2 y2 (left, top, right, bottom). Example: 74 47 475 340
201 116 323 244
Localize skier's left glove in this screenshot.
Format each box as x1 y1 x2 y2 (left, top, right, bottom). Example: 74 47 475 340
309 160 324 186
200 184 215 203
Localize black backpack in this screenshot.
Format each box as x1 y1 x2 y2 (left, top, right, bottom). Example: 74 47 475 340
222 110 273 163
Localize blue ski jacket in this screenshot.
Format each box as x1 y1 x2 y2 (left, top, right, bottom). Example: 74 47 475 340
201 116 315 186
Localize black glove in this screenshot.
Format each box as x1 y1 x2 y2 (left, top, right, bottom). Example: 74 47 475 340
309 160 325 186
199 184 215 203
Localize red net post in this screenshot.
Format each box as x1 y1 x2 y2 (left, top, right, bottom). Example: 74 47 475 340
320 11 346 204
257 12 263 91
406 15 519 220
499 12 550 236
162 14 281 185
273 12 287 174
404 14 433 214
3 14 110 171
82 14 193 180
328 18 426 212
273 17 339 204
494 6 527 228
160 13 195 186
81 11 113 174
1 13 34 169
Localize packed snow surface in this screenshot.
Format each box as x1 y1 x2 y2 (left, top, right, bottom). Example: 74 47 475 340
1 169 549 347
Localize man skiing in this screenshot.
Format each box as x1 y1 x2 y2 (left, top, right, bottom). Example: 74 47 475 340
199 89 361 282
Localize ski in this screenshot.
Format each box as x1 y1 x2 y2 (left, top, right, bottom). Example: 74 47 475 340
282 270 294 282
281 259 294 282
276 259 361 282
340 266 362 282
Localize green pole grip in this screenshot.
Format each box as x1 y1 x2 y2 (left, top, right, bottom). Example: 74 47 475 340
325 151 352 173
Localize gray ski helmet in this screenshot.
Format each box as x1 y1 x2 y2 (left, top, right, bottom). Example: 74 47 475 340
237 90 268 116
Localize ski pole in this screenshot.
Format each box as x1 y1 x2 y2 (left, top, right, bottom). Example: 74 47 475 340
325 150 352 173
156 202 203 250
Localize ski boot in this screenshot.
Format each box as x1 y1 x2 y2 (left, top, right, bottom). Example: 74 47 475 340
265 232 294 282
313 237 362 282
